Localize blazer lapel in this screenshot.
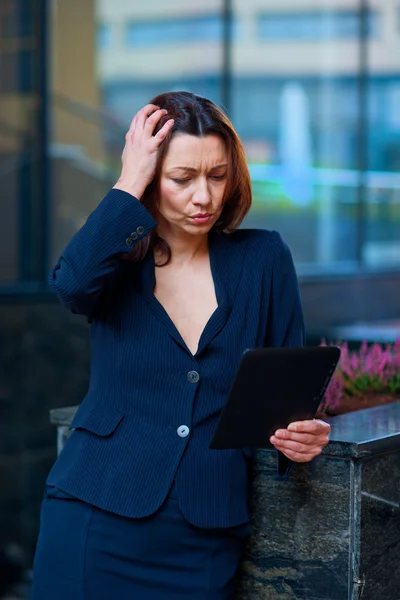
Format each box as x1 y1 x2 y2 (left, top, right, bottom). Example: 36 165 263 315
196 230 247 355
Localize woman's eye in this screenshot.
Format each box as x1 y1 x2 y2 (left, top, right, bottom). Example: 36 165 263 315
172 174 226 184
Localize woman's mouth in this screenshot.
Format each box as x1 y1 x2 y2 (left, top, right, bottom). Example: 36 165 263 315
191 213 212 224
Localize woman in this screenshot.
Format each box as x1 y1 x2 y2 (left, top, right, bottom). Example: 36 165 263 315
31 91 330 599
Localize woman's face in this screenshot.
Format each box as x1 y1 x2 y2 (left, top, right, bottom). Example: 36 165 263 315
156 133 228 236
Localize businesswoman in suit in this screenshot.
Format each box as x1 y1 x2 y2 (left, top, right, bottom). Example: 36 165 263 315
31 91 330 600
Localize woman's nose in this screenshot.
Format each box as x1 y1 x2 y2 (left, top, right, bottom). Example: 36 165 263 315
192 178 211 205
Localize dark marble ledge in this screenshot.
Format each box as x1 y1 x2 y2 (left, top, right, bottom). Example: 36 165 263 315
50 402 400 459
323 401 400 458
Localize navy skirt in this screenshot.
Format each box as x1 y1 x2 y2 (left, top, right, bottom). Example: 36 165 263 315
30 483 250 599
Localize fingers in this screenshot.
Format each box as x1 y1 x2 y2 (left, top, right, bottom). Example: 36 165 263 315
126 106 173 146
270 435 327 454
287 419 331 435
130 104 161 132
154 118 175 141
270 418 330 462
139 106 169 136
143 109 169 137
270 419 330 446
272 430 329 446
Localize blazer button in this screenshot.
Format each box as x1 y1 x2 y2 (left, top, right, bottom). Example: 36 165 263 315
187 371 200 384
125 237 133 247
177 425 190 438
130 232 138 240
137 225 145 235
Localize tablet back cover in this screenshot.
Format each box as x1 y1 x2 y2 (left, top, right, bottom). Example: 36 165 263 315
210 346 340 449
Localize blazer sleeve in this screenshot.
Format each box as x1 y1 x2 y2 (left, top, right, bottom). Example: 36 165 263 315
265 231 306 479
49 188 157 316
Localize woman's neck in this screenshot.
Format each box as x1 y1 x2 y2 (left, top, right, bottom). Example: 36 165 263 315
155 226 209 267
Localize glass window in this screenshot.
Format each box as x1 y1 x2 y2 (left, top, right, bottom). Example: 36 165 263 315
0 0 41 283
97 23 112 49
258 10 379 41
2 1 34 37
48 1 399 271
364 2 400 269
50 2 225 264
125 15 224 46
231 1 399 271
232 2 366 270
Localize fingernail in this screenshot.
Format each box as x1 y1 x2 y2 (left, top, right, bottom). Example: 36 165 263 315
275 430 284 438
288 423 297 432
270 436 276 443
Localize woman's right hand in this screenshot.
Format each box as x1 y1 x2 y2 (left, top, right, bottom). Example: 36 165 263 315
113 104 174 200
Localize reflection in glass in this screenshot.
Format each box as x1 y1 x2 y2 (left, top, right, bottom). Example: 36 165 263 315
258 10 379 41
51 1 224 263
125 15 224 46
0 0 39 282
49 0 400 271
364 1 400 268
232 1 399 270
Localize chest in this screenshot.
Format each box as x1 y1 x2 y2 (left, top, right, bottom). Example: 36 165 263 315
153 261 218 355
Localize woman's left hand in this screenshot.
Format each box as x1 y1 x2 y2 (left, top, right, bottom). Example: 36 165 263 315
270 419 331 463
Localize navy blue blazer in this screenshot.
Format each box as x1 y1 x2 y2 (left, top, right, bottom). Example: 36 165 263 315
46 189 305 528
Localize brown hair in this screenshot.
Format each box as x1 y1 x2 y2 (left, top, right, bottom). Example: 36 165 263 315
131 91 252 265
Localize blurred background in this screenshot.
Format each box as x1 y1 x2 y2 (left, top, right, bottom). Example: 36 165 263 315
0 0 399 596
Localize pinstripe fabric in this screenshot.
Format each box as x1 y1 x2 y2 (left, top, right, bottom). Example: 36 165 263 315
46 189 305 529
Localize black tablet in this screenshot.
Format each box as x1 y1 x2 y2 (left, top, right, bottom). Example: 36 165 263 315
210 346 340 450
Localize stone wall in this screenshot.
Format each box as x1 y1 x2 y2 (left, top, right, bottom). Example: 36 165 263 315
0 301 90 565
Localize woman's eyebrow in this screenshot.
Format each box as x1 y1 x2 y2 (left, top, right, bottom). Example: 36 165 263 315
169 166 197 173
210 163 228 170
168 164 228 173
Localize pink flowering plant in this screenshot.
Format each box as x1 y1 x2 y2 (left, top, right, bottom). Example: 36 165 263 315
319 339 400 415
